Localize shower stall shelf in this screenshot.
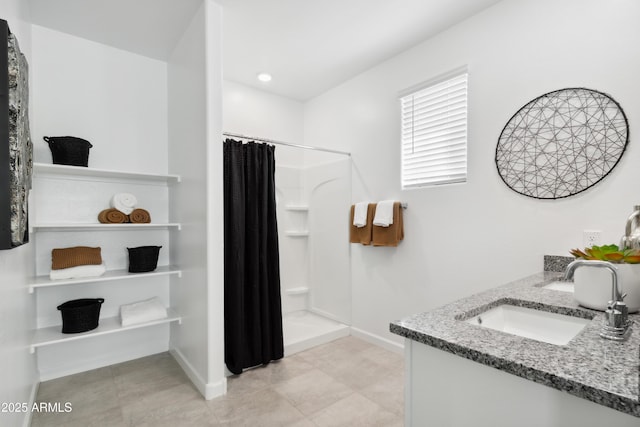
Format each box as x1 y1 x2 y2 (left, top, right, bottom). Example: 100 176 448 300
30 163 182 377
283 203 309 237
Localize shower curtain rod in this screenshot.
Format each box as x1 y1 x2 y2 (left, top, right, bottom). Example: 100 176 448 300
223 132 351 157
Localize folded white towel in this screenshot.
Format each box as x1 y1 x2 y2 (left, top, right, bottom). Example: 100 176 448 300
120 297 168 327
49 263 107 280
353 202 370 228
373 200 395 227
110 193 138 215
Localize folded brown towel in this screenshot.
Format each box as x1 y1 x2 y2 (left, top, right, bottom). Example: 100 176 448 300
129 208 151 224
372 202 404 247
98 208 128 224
349 204 376 245
52 246 103 270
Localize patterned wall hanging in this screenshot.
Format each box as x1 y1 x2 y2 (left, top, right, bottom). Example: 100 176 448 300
0 19 32 249
495 87 628 199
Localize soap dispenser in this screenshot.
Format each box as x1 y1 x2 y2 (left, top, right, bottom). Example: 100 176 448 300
620 205 640 250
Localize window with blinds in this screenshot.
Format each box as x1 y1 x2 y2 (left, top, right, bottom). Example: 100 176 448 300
400 70 468 189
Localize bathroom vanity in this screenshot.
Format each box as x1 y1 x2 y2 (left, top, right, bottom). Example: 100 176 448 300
391 270 640 427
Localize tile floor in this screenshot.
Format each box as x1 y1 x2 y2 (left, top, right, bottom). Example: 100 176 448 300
31 336 404 426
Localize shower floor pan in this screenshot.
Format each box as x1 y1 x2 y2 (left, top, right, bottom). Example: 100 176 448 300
283 310 349 356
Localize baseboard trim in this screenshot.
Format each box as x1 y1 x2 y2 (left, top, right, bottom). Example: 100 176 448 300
22 381 39 427
350 327 404 354
170 347 226 400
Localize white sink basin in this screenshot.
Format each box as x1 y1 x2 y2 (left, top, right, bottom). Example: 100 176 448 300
542 281 574 293
465 304 590 345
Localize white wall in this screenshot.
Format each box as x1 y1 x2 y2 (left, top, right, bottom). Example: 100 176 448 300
30 25 168 174
223 80 304 166
168 0 225 399
204 0 225 399
28 23 173 379
304 0 640 347
0 2 36 426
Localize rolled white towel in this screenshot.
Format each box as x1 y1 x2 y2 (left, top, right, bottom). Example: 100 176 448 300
49 263 107 280
353 202 370 228
120 297 168 327
373 200 395 227
110 193 138 215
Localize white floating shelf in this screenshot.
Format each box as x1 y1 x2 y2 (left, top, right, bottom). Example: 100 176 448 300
284 205 309 211
286 286 310 295
28 266 182 293
30 309 181 353
32 223 182 232
284 231 309 237
33 162 181 185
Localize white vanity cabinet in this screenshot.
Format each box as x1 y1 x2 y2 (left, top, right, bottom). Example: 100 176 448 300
405 334 639 427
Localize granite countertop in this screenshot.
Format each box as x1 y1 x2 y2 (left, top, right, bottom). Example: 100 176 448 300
390 271 640 418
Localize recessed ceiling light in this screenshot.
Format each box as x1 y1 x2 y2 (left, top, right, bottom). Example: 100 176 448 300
257 73 272 83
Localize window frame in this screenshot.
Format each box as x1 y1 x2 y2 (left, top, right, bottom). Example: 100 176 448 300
399 66 468 190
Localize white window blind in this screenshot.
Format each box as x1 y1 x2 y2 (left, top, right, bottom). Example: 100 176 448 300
400 71 468 189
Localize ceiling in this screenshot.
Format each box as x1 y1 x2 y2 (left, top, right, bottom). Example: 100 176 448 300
28 0 502 101
28 0 203 60
217 0 502 100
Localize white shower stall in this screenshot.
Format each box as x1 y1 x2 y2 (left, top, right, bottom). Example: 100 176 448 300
274 148 352 355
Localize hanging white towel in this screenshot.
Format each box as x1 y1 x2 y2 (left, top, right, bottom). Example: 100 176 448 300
120 297 168 327
373 200 395 227
110 193 138 215
353 202 370 228
49 263 107 280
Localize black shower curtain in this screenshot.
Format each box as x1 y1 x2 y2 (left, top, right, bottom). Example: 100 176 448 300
223 139 284 375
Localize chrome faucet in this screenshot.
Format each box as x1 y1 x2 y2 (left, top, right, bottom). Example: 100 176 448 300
564 260 631 341
620 205 640 250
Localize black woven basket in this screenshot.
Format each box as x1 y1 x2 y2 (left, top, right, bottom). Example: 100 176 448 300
57 298 104 334
128 246 162 273
44 136 93 167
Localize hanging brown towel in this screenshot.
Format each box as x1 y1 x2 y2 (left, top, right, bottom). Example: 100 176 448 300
98 208 128 224
372 202 404 247
129 208 151 224
349 203 376 245
51 246 103 270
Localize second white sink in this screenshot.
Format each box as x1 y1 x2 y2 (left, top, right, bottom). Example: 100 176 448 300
465 304 591 345
542 281 574 293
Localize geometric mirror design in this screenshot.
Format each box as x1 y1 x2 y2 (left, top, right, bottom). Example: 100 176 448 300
495 88 628 199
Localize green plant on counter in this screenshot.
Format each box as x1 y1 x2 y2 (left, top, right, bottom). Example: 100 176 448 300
570 244 640 264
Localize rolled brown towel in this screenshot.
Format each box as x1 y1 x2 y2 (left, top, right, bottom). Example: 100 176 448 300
98 208 128 224
129 208 151 224
52 246 102 270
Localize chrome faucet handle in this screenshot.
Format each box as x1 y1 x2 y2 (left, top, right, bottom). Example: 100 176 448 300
611 297 628 321
605 308 624 329
601 295 631 340
606 302 627 328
